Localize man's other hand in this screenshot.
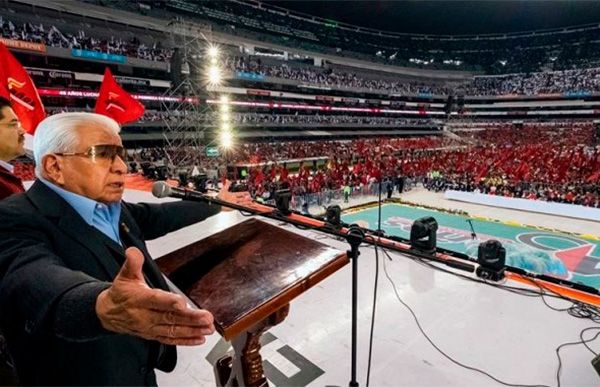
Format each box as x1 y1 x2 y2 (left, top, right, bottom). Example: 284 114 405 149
95 247 215 346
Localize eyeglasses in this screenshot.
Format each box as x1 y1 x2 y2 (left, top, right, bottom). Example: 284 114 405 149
55 144 126 162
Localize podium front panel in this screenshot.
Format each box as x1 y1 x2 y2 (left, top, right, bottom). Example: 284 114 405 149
156 218 348 340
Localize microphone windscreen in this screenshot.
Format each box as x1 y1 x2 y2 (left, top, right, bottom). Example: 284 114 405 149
152 181 172 198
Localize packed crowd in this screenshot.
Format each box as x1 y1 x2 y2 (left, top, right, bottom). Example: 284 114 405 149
0 17 171 61
411 124 600 207
210 125 600 207
230 137 451 165
5 12 600 96
230 56 600 97
23 120 598 207
466 68 600 96
47 108 440 127
91 0 600 73
231 113 438 126
228 56 453 95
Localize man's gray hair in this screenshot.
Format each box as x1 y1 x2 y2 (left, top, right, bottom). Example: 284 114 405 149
33 112 120 177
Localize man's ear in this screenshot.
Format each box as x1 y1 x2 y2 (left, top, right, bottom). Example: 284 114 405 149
42 154 66 185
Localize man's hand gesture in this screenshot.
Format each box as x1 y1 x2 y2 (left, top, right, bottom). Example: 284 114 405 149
96 247 215 345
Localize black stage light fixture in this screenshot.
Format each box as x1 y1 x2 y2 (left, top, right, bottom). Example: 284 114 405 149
410 216 438 254
325 205 342 228
192 173 208 193
274 188 292 216
476 239 506 281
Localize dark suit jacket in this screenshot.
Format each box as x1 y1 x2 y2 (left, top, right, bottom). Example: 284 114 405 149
0 165 25 201
0 180 221 386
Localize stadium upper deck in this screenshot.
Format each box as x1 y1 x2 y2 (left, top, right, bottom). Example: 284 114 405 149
82 0 600 74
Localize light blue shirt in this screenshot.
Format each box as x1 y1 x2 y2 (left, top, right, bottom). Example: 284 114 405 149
0 160 14 173
40 178 122 245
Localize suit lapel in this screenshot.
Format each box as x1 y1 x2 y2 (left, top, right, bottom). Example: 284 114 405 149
27 181 169 289
27 180 122 279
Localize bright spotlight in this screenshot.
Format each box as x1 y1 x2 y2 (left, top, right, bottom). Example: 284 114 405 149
220 112 230 123
220 122 231 132
219 95 229 112
207 66 221 86
207 45 219 59
220 130 233 149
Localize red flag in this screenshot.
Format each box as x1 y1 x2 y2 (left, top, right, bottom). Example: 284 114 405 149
0 42 45 134
95 68 144 124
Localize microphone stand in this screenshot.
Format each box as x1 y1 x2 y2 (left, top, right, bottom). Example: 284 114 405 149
467 219 477 240
347 225 364 387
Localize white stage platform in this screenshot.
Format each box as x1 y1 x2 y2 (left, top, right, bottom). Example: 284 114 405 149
123 189 600 387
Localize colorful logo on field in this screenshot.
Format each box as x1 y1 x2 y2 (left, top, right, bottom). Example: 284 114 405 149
379 215 600 283
516 233 599 277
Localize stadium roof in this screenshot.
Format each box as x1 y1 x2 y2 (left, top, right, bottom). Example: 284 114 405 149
262 0 600 36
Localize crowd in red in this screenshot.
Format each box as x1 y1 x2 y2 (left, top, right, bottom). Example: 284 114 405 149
230 137 447 165
21 122 596 207
238 124 600 207
403 123 598 183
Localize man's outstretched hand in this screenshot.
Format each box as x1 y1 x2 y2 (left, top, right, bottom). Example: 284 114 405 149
95 247 215 346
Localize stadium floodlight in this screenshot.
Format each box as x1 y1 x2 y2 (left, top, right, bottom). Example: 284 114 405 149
220 122 231 132
207 65 221 86
219 129 233 149
220 110 230 123
219 95 230 113
207 44 219 59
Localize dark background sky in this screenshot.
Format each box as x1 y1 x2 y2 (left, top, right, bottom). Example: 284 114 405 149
263 1 600 35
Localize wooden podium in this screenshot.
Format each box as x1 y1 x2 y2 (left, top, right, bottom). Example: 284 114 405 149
156 218 348 386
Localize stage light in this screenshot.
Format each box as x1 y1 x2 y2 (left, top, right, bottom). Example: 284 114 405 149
219 95 230 112
410 216 438 254
220 110 230 122
220 122 231 132
207 45 219 59
274 188 292 216
325 205 342 228
476 240 506 281
219 130 233 149
207 66 221 86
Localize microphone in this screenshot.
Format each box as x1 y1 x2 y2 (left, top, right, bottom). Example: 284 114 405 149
152 181 211 203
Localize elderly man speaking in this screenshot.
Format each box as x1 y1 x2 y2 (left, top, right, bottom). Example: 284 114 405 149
0 112 236 386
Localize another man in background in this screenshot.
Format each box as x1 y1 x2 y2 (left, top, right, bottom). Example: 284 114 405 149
0 96 26 385
0 97 25 200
